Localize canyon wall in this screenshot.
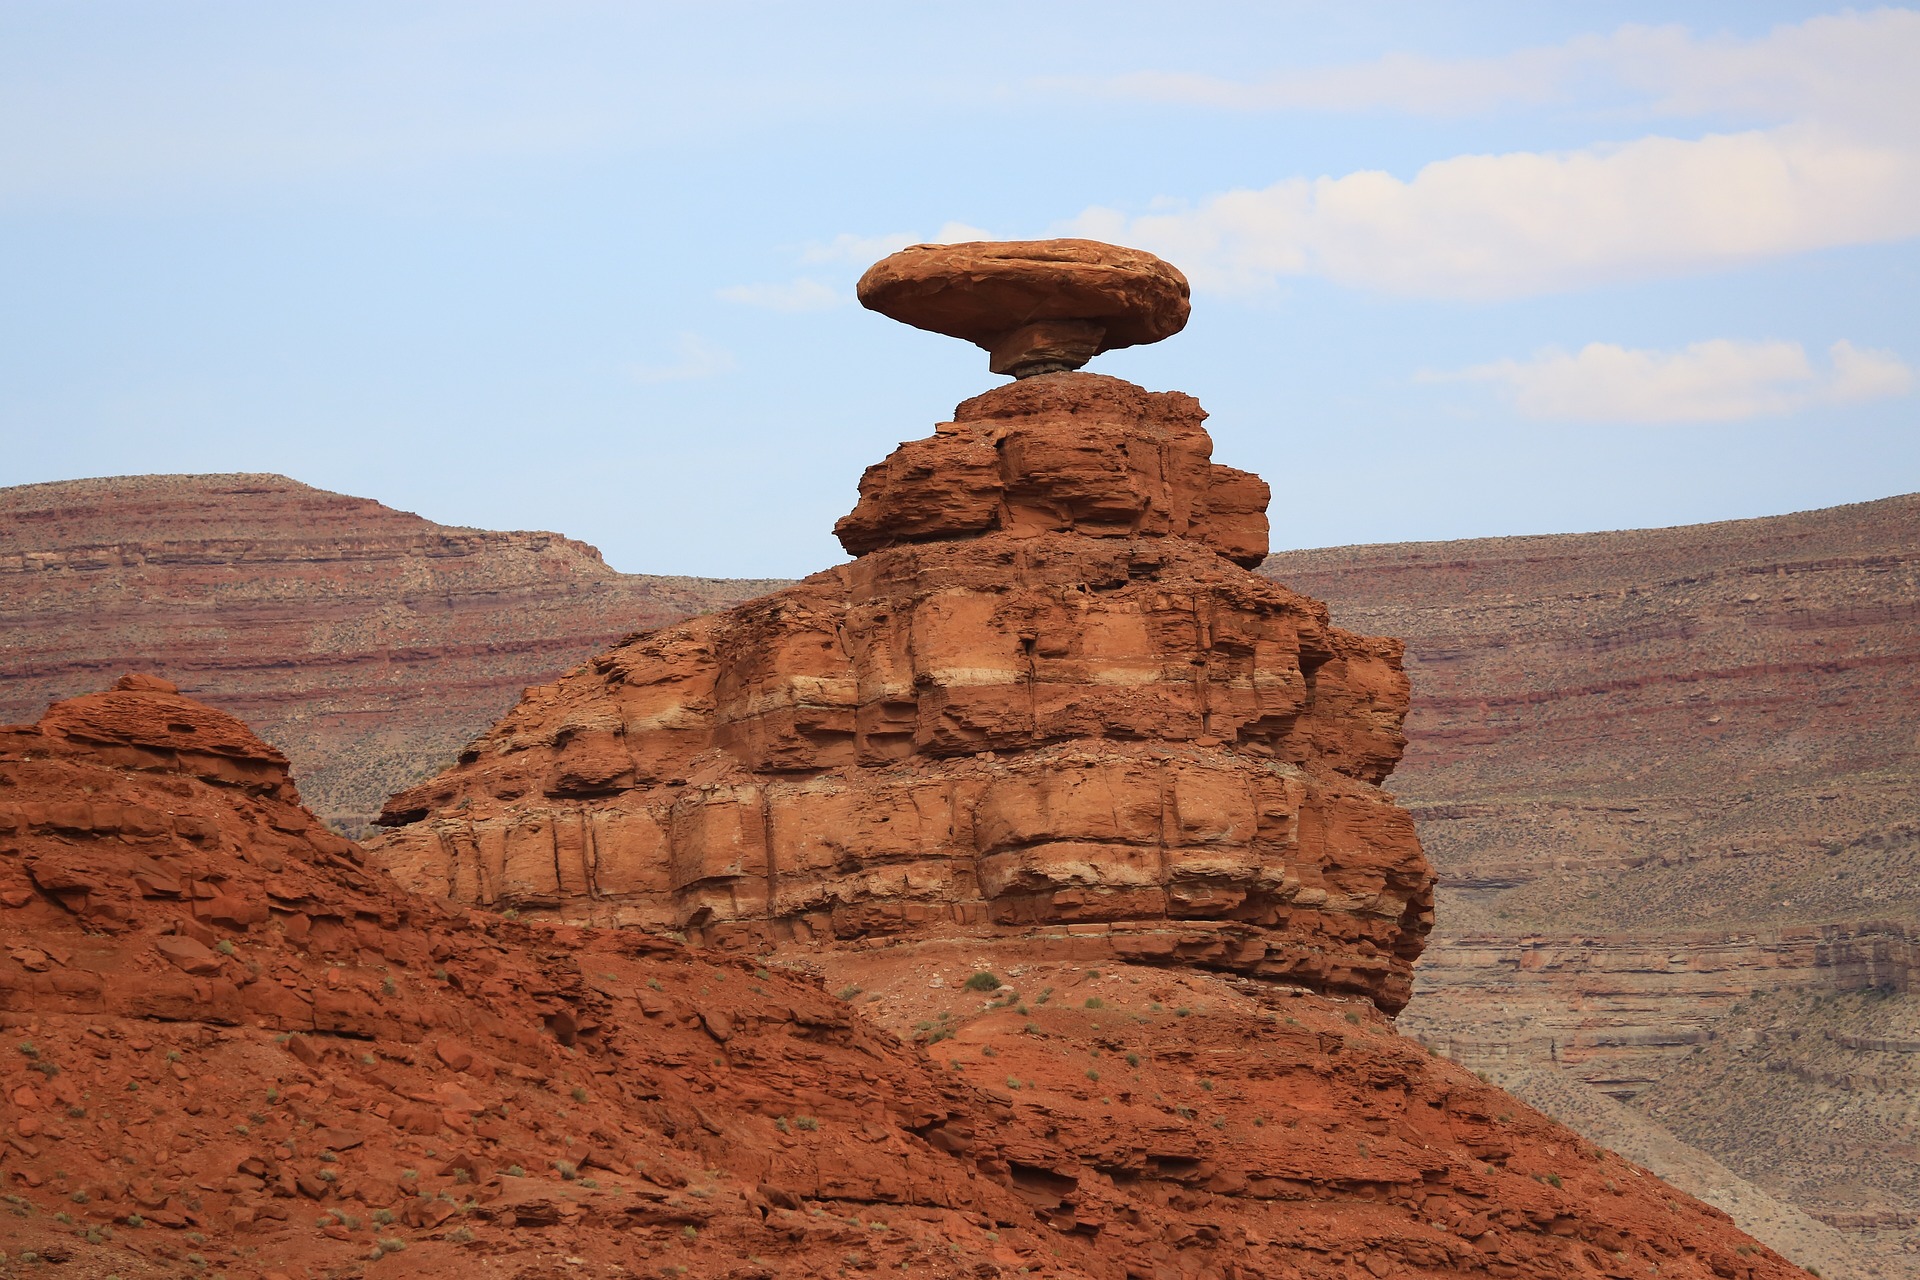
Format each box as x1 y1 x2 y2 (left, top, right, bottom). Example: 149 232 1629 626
0 473 781 834
1264 492 1920 1273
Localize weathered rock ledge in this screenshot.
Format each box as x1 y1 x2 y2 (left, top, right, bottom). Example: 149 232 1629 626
372 369 1431 1011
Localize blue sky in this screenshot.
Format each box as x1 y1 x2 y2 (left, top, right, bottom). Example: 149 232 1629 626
3 2 1915 577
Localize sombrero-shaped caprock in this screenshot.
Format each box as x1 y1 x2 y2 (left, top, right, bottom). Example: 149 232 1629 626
856 238 1190 377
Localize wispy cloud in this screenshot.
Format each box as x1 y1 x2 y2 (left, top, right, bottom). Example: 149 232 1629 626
1430 338 1912 423
626 333 736 385
1061 10 1920 128
1062 11 1920 299
716 278 845 311
723 223 997 313
1068 126 1920 299
799 222 994 264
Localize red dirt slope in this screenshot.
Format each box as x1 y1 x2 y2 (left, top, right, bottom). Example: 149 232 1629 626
0 677 1806 1279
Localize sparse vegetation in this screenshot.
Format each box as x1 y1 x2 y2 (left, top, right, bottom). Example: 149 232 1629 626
963 971 1002 992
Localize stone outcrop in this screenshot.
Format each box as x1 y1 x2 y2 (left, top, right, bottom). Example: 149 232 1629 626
0 472 782 833
0 677 1811 1279
857 239 1190 376
834 374 1271 565
373 360 1430 1012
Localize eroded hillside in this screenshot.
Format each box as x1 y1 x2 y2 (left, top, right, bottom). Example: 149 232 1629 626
1263 493 1920 1275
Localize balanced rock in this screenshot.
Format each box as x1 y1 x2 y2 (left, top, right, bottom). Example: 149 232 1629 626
857 238 1190 376
372 242 1430 1013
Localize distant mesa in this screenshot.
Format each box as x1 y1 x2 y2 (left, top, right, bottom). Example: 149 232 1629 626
857 238 1190 377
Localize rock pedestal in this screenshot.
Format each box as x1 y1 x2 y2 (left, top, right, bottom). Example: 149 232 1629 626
371 239 1435 1013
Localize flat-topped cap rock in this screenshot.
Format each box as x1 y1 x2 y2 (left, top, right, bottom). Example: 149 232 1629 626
857 239 1190 376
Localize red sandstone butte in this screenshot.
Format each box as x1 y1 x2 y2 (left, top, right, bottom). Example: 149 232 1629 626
356 238 1819 1275
372 367 1430 1015
1 678 1808 1278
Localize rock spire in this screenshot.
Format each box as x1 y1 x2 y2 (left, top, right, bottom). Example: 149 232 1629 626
371 239 1434 1013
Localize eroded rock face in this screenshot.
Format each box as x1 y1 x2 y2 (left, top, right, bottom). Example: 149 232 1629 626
372 370 1432 1012
0 472 783 834
1265 495 1920 1272
0 681 1810 1277
836 374 1271 565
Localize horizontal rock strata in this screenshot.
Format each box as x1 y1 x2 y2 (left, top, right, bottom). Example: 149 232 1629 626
375 372 1429 1011
0 472 780 833
1265 491 1920 1273
0 678 1811 1279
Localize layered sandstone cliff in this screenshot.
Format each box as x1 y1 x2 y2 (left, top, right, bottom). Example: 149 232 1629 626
371 370 1431 1013
1264 494 1920 1275
0 473 781 834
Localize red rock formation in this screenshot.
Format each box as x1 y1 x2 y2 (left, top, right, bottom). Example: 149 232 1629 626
373 368 1430 1013
0 473 782 834
0 678 1810 1278
856 239 1190 376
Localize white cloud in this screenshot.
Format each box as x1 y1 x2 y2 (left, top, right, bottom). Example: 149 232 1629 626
1068 10 1920 131
1063 10 1920 299
1433 338 1912 423
800 222 995 265
1068 124 1920 299
724 225 995 314
626 334 735 385
1829 339 1916 402
801 232 919 265
927 221 994 245
716 278 845 311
